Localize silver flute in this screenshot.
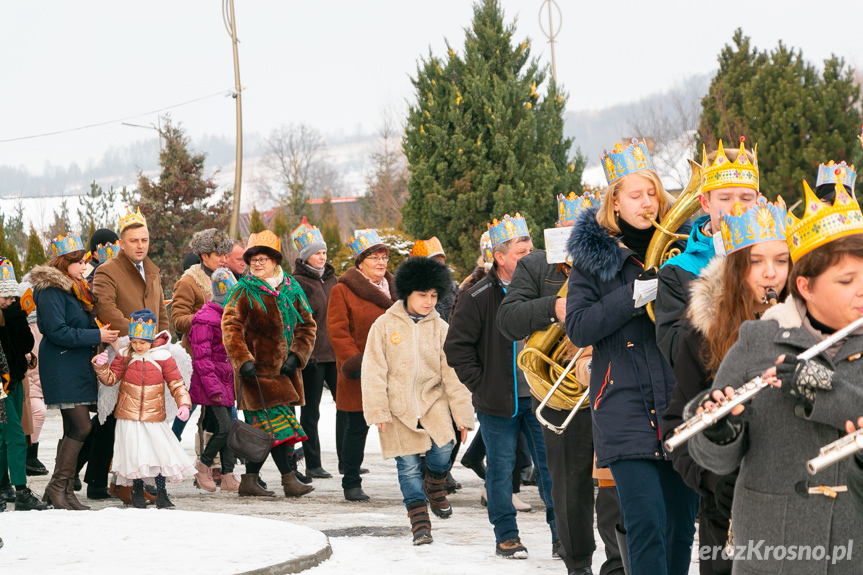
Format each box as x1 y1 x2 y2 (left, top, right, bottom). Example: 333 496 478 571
665 314 863 453
807 428 863 474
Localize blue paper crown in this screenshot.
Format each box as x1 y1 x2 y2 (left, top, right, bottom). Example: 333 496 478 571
51 233 84 257
487 213 530 248
600 138 655 184
96 242 119 262
480 231 493 264
129 317 157 341
558 191 600 223
293 226 324 252
719 195 788 255
816 161 856 189
0 257 16 282
211 272 237 296
348 229 385 258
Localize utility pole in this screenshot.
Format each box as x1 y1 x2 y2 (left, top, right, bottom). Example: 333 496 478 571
539 0 562 82
223 0 243 239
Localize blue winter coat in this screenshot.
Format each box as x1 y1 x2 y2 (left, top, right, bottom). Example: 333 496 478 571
564 207 677 468
31 265 102 405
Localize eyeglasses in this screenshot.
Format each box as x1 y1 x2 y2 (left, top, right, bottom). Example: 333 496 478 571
365 255 389 262
249 257 270 265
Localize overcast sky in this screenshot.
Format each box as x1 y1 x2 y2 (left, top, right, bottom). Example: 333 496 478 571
2 0 862 175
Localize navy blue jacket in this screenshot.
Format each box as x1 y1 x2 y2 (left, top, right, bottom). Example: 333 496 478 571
564 207 676 468
31 265 102 405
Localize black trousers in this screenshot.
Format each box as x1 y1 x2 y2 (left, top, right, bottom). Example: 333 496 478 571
83 414 116 488
341 411 369 490
299 361 343 470
535 399 623 574
698 498 733 575
200 406 236 473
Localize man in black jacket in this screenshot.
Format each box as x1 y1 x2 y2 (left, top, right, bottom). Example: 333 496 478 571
0 259 48 511
497 194 621 575
445 215 556 560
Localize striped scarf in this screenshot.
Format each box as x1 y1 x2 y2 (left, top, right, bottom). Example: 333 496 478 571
71 278 95 312
226 267 312 344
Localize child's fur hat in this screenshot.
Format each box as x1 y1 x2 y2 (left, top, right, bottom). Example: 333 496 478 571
394 257 452 302
189 228 234 257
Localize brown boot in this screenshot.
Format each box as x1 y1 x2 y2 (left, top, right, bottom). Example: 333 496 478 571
407 500 433 545
423 470 452 519
110 484 133 505
238 474 276 497
43 438 90 510
281 472 314 497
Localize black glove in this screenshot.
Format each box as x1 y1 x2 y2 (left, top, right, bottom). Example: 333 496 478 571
712 471 738 520
239 360 257 378
637 267 657 281
774 354 834 407
280 353 301 377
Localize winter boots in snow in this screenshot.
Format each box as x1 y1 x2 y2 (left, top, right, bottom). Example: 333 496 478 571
43 438 90 510
496 537 528 559
219 472 240 492
280 453 314 497
238 474 276 497
407 500 433 545
130 480 147 509
194 459 217 492
423 469 452 519
26 442 48 476
15 487 48 511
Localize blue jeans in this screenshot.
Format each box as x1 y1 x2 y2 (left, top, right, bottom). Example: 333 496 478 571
477 397 556 544
609 459 699 575
395 439 453 506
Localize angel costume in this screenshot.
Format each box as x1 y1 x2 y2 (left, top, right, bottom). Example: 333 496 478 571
93 331 195 485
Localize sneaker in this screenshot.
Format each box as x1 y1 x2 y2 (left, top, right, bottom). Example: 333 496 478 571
496 537 528 559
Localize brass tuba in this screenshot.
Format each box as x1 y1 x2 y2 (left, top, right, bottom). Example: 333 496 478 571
643 159 704 322
516 281 590 434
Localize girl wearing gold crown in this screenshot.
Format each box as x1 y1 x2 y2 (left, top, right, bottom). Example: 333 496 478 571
662 198 791 575
92 308 195 509
565 140 699 575
690 181 863 574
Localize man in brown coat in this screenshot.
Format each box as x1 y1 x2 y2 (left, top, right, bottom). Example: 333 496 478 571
85 207 169 501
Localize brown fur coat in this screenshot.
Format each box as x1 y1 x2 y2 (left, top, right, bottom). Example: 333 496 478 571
326 267 396 412
221 275 316 410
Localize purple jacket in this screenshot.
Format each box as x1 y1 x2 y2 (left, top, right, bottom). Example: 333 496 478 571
189 301 235 407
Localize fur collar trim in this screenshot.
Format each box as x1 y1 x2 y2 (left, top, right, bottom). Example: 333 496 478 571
685 258 724 335
29 264 75 294
567 207 625 283
179 264 213 300
761 295 804 328
338 267 396 309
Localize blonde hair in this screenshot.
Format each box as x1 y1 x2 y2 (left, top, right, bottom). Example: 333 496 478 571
596 170 672 235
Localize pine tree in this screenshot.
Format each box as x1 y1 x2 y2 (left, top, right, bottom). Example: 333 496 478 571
249 207 267 234
699 29 862 205
129 115 232 292
24 227 47 272
402 0 585 273
5 201 27 262
0 217 24 281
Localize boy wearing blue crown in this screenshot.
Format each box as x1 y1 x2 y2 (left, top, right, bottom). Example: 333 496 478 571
655 139 759 368
445 214 558 560
498 193 623 574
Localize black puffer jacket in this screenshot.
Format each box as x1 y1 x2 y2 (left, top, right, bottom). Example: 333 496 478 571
497 249 565 341
444 266 518 418
292 259 338 363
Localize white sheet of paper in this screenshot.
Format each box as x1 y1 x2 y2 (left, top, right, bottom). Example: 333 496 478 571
544 227 573 264
633 278 658 307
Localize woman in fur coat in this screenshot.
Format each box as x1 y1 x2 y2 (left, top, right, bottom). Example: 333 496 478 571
326 230 396 502
564 141 698 575
31 238 119 510
689 185 863 574
221 230 316 499
362 257 474 545
662 198 791 575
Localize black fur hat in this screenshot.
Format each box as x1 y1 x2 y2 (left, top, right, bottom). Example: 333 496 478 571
395 257 452 302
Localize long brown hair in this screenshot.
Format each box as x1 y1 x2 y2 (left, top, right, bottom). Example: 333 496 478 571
703 246 791 376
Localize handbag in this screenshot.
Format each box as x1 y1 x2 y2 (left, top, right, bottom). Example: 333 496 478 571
227 374 275 462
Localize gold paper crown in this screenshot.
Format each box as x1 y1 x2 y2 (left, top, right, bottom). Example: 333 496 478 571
119 206 147 232
247 230 281 253
786 180 863 262
701 138 759 194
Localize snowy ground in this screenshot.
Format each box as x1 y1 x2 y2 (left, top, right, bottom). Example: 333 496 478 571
2 393 701 574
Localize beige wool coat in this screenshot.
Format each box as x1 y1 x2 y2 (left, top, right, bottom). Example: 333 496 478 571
361 302 474 460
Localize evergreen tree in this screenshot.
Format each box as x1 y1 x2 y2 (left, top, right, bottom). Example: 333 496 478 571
43 200 71 246
402 0 585 273
699 29 862 205
129 115 232 292
0 217 24 280
24 227 47 271
249 206 267 234
77 181 119 236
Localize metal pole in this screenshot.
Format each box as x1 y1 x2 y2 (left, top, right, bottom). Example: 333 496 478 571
224 0 243 239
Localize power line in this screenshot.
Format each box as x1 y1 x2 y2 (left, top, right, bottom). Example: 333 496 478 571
0 89 235 144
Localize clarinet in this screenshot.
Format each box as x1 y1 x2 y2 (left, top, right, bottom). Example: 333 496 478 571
665 313 863 453
807 428 863 474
